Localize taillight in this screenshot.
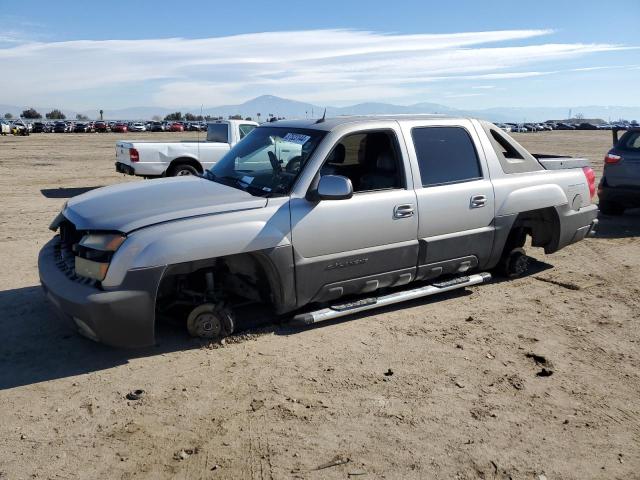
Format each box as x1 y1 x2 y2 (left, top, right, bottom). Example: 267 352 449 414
129 148 139 162
582 166 596 199
605 153 622 164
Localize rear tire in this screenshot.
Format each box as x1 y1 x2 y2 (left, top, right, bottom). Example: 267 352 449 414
169 163 199 177
598 200 625 216
497 247 529 278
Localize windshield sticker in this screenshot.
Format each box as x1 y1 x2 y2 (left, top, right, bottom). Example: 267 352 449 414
240 176 254 185
282 133 311 145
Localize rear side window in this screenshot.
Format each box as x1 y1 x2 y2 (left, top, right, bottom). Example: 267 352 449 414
412 127 482 187
619 131 640 151
239 124 256 139
207 123 230 143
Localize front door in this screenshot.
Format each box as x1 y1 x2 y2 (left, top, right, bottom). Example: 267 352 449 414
290 129 419 306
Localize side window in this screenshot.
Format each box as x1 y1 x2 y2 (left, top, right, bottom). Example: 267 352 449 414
320 131 404 192
412 127 482 187
489 128 523 160
622 132 640 150
239 124 256 139
207 123 230 143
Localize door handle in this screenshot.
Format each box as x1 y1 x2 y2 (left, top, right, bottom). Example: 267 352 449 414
394 204 415 218
470 195 487 208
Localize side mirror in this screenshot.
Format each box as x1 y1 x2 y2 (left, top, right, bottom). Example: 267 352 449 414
316 175 353 200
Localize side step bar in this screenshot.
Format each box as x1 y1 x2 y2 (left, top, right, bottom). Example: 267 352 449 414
292 272 492 325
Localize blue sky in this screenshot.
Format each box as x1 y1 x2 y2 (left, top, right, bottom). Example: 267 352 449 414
0 0 638 109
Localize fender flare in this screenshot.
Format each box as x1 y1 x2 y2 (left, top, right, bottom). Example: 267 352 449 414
496 184 568 217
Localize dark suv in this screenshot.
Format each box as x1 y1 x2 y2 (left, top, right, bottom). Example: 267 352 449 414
598 127 640 214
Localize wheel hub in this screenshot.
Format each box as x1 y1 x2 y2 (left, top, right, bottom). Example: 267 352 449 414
186 304 234 339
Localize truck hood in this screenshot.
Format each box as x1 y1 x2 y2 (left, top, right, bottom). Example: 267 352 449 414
62 176 267 233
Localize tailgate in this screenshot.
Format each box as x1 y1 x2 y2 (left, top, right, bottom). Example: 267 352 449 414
116 141 134 165
534 155 590 170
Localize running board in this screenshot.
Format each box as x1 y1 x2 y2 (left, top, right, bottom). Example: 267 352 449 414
292 272 492 325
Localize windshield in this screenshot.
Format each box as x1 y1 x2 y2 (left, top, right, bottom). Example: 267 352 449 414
206 127 326 196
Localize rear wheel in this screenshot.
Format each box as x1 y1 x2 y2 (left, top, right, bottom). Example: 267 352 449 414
598 200 625 216
497 247 529 278
170 163 199 176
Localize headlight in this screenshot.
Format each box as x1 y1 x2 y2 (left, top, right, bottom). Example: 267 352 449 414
75 233 126 281
79 233 126 251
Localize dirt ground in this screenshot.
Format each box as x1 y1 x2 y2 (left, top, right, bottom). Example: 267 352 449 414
0 130 638 480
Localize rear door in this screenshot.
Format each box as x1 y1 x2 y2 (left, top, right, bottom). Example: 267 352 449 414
400 120 495 279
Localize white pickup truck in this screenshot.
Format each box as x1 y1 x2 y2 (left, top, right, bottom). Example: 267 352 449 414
115 119 258 177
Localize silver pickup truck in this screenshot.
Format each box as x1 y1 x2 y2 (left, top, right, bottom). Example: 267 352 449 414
39 115 598 348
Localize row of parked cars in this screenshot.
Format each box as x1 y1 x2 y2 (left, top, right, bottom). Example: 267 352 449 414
495 121 638 133
0 119 33 135
26 120 208 134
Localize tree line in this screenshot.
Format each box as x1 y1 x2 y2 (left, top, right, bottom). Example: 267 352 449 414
162 112 255 122
2 108 68 120
3 108 281 122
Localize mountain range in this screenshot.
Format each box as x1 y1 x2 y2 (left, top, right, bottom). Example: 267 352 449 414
2 95 639 123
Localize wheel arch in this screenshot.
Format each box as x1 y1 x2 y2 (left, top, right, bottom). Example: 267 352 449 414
485 206 561 270
156 246 296 316
167 157 204 175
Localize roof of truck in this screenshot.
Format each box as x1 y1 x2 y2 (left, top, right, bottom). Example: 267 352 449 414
268 114 464 131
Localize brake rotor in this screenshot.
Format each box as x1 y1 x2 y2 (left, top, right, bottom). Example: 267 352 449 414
186 304 234 339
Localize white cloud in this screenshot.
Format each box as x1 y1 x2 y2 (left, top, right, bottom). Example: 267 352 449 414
0 28 633 108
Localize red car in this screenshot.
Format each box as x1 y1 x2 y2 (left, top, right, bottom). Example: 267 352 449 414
94 121 109 132
111 123 128 133
168 122 184 132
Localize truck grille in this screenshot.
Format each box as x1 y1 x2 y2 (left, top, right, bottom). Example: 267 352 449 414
54 220 99 287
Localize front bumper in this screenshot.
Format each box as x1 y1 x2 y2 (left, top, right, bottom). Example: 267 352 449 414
115 161 135 175
38 238 165 348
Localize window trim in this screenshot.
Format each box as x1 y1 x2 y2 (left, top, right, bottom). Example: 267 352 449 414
318 128 408 194
410 125 484 188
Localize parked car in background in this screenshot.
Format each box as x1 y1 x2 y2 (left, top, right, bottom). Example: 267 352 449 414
111 123 128 133
115 119 258 177
129 122 147 132
187 122 206 132
73 122 90 133
11 120 30 136
32 122 49 133
495 123 512 132
149 121 164 132
94 121 109 132
0 120 10 135
598 126 640 215
168 122 185 132
53 121 68 133
576 123 599 130
554 123 576 130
